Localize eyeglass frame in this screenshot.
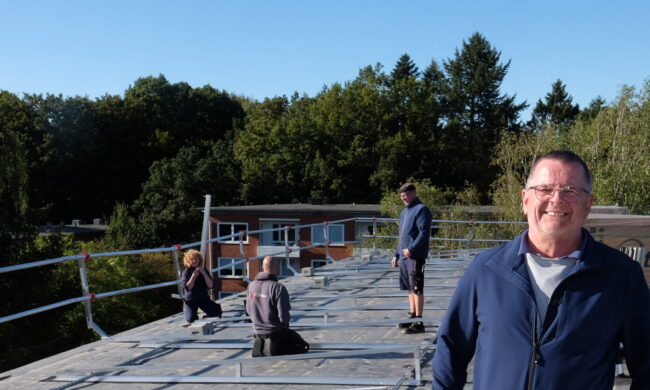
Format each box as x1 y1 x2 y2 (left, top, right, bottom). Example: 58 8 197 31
526 185 591 202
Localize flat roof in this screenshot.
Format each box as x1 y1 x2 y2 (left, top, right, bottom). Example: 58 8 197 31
1 250 470 389
1 249 634 389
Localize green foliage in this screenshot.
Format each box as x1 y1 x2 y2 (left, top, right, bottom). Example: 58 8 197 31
568 82 650 214
0 91 31 231
491 79 650 220
529 79 580 132
3 35 650 373
440 33 528 196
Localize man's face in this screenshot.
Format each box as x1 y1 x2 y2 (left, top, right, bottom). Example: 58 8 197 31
400 190 417 206
522 158 593 244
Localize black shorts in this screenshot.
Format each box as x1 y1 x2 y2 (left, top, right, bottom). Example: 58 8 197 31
399 258 425 294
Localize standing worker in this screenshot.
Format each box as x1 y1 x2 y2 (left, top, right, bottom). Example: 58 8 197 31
432 150 650 389
391 182 432 334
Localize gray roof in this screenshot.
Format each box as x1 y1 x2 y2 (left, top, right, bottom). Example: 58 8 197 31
1 250 635 389
2 250 471 389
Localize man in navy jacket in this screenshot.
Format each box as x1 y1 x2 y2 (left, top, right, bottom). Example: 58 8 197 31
391 182 432 334
432 150 650 389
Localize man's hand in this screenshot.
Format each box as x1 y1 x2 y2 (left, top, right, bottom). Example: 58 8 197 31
391 256 398 268
402 248 412 259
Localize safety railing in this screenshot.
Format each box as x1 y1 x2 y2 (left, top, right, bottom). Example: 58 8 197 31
0 213 525 338
0 215 359 338
357 217 528 251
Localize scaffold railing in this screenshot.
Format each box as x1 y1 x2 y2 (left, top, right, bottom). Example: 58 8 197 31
0 210 527 338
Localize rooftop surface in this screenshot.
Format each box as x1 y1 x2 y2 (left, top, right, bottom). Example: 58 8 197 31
1 249 635 389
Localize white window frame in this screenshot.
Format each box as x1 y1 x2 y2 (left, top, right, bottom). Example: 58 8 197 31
271 223 297 245
217 222 249 244
218 257 244 278
311 224 345 246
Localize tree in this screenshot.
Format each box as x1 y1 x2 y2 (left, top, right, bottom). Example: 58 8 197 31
391 53 419 83
0 91 31 237
577 96 606 122
491 80 650 220
529 79 580 132
440 33 527 196
128 136 242 248
568 82 650 214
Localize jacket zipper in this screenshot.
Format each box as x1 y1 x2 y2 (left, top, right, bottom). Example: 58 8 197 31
527 313 538 390
525 267 589 390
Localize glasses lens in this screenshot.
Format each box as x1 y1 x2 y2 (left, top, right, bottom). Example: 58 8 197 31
533 185 582 201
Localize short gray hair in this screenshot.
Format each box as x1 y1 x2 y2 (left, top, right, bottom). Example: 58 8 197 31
526 150 592 192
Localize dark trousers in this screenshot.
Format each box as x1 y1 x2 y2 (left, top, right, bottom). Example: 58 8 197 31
252 328 309 357
183 296 222 323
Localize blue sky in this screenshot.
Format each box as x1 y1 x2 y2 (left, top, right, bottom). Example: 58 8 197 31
1 1 648 119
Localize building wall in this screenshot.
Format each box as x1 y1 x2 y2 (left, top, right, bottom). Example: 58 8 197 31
209 213 359 295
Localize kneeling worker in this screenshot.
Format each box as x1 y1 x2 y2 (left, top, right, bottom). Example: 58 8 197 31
246 256 309 356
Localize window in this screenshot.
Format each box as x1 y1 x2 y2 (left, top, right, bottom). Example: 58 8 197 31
279 258 300 277
218 257 244 278
272 223 296 245
311 259 329 268
218 291 237 300
217 222 248 243
312 224 345 245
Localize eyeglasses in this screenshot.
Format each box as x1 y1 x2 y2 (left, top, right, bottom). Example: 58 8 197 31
527 185 590 202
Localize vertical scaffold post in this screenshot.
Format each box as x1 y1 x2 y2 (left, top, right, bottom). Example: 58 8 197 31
372 217 377 253
239 230 249 281
414 345 422 381
284 225 291 273
323 221 332 261
468 221 475 249
77 253 93 330
172 245 184 299
200 194 212 261
77 253 108 338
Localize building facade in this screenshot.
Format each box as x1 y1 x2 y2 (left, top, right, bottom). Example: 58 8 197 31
208 204 382 298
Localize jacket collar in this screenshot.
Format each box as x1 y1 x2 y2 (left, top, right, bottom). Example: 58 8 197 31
255 272 278 281
486 228 605 296
406 197 422 209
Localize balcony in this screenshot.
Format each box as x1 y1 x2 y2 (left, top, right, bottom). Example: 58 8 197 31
257 244 300 258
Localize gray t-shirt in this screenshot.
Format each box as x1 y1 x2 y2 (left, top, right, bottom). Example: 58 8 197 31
525 253 576 322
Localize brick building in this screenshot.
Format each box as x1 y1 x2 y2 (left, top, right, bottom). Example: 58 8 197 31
207 203 381 298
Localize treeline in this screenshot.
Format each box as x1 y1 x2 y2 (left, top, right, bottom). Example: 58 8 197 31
2 33 614 248
2 32 650 372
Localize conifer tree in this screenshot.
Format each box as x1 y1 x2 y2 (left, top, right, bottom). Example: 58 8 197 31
440 33 526 196
529 79 580 131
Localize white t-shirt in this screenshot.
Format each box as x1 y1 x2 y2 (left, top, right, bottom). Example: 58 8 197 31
525 253 577 322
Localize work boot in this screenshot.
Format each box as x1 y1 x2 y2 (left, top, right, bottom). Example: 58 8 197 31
397 313 414 329
403 321 425 334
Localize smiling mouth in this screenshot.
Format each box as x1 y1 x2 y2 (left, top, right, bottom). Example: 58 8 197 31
546 211 567 216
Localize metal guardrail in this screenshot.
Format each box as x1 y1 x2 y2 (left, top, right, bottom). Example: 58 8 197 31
0 215 361 337
0 214 526 337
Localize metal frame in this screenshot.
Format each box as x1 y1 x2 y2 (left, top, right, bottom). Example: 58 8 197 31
53 343 431 386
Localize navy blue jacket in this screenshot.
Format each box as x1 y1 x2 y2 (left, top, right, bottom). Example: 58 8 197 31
395 198 432 261
180 267 211 301
432 230 650 390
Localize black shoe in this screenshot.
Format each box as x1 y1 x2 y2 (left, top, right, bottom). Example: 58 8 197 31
403 322 425 334
397 312 414 329
397 321 413 329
